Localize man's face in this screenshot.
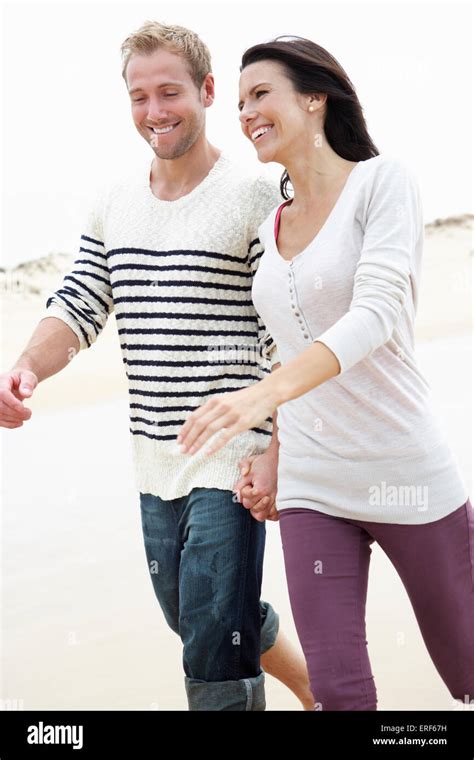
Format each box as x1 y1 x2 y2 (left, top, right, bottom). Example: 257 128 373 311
126 48 212 160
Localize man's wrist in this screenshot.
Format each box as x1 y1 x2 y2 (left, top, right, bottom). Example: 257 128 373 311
10 353 39 378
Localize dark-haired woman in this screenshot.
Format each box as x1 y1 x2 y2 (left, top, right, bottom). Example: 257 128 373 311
177 37 473 710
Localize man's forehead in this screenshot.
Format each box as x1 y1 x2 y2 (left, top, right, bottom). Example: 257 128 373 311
126 50 192 87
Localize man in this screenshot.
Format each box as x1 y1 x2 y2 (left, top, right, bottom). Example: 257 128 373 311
0 21 313 711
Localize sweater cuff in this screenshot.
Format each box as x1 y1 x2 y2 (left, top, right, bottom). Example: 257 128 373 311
41 304 89 351
269 346 281 369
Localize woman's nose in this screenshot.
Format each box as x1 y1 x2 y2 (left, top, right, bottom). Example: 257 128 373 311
239 106 255 125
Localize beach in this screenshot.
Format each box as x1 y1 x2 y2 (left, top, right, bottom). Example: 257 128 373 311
1 215 472 710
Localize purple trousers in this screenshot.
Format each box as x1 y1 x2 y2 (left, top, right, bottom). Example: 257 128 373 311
279 499 474 710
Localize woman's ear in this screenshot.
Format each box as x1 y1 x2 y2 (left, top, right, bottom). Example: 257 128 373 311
308 93 327 111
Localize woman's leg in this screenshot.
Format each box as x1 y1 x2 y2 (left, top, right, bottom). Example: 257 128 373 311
279 508 377 710
365 500 474 704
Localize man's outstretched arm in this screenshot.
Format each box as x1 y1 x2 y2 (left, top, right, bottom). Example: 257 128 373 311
1 190 113 429
0 317 80 428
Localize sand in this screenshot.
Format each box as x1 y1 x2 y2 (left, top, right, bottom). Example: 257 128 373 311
1 215 472 710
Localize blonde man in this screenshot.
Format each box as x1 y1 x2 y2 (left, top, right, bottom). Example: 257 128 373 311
0 22 313 711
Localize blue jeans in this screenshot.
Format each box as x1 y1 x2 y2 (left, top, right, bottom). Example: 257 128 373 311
139 487 279 711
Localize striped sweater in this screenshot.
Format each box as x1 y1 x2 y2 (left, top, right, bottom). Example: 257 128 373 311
43 153 282 499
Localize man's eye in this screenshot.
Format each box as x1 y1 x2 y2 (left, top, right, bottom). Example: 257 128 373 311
132 98 145 103
165 93 178 97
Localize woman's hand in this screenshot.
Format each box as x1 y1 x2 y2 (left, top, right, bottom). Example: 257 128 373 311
177 383 277 456
177 341 340 456
234 451 279 521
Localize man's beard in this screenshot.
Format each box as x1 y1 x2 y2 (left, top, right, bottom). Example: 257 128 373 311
151 117 200 160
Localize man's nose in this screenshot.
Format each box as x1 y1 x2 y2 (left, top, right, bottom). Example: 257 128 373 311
146 99 169 123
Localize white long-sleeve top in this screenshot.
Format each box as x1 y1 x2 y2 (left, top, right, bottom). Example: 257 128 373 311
252 154 468 523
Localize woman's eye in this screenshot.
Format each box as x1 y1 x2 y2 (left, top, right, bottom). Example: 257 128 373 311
237 90 268 110
165 93 178 97
133 98 145 103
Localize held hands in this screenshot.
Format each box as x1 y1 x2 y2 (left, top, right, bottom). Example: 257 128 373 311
233 451 279 523
0 369 37 428
176 378 280 520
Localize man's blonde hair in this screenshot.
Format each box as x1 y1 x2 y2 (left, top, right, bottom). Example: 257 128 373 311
121 21 212 88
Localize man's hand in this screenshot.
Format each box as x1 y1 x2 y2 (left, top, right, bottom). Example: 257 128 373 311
0 369 37 428
234 451 279 522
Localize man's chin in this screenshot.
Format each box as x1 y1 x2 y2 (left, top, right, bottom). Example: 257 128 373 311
152 143 193 161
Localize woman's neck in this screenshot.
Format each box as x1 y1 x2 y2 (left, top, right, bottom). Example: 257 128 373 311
282 143 358 213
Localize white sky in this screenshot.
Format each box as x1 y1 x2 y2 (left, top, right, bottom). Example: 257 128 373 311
1 0 473 266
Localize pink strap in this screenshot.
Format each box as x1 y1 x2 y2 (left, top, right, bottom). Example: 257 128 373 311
273 199 293 242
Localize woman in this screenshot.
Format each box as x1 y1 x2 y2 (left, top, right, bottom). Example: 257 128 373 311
177 36 473 710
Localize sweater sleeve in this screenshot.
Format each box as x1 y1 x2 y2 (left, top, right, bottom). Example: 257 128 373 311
246 176 283 369
42 190 114 351
315 158 421 373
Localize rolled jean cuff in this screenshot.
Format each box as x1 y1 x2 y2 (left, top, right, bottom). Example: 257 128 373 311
260 600 279 655
185 670 265 711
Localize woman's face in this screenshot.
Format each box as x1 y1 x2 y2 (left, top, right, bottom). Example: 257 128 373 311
238 60 319 165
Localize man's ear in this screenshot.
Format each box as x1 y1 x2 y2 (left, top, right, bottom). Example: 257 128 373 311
202 72 215 108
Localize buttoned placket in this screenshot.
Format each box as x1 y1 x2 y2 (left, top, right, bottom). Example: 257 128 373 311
288 261 312 344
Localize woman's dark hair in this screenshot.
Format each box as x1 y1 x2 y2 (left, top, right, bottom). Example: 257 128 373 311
240 36 379 198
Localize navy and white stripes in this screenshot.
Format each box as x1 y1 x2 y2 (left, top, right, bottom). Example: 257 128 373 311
43 153 282 499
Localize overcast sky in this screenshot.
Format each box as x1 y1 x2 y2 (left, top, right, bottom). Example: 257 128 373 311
1 0 472 266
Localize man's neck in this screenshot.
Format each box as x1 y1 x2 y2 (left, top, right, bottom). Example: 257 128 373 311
150 139 222 201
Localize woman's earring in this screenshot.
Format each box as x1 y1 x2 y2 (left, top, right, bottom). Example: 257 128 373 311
308 105 315 112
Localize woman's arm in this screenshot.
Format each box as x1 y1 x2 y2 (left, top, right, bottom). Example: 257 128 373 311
177 341 339 455
177 158 420 455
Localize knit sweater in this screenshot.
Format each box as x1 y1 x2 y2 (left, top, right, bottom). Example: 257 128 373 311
43 153 282 499
252 154 468 524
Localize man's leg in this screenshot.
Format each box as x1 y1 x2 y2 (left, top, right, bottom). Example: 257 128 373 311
260 618 315 710
179 487 266 710
140 488 312 709
139 491 184 634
